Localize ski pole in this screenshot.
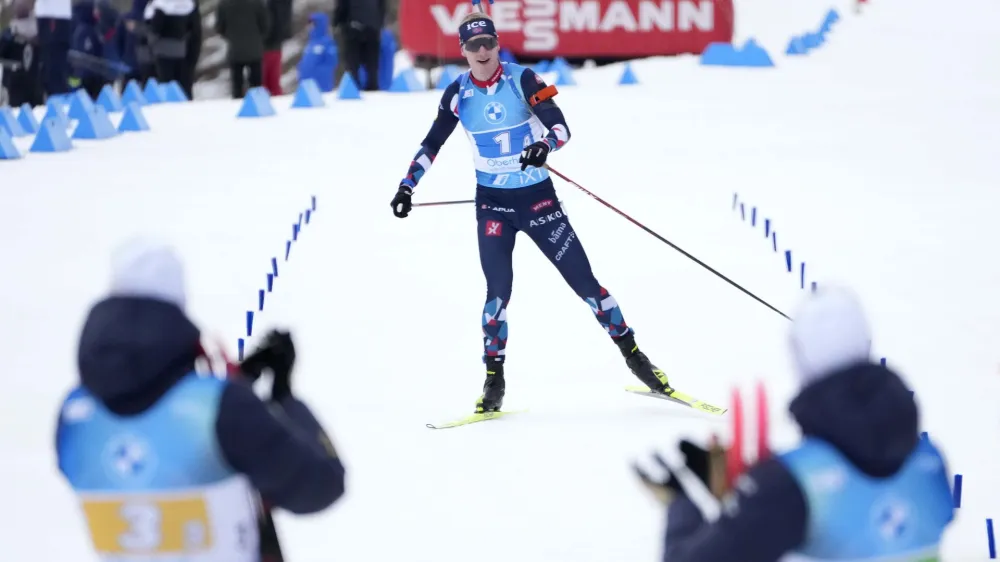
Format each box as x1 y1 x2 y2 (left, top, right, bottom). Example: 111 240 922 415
544 164 790 321
413 199 475 208
471 0 493 14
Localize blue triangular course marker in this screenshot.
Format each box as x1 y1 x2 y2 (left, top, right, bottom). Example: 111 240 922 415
291 79 325 108
0 127 22 159
821 8 840 33
403 68 425 91
43 99 70 130
436 65 460 89
30 117 74 152
17 104 38 134
389 68 424 92
337 72 362 99
534 59 551 73
164 81 188 102
118 102 150 132
550 57 571 73
555 66 576 86
0 106 26 137
68 89 95 121
700 42 740 65
143 78 164 103
93 105 119 137
803 32 822 49
47 93 69 107
739 38 775 67
389 72 410 92
618 63 639 85
237 87 276 118
785 36 808 55
122 80 148 106
97 84 125 112
73 105 118 140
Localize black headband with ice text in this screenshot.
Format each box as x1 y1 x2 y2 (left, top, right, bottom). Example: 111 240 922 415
458 18 498 44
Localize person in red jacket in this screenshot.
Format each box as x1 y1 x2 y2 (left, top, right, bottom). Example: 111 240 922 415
261 0 290 95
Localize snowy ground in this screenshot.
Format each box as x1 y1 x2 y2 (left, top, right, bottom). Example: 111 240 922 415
2 0 999 559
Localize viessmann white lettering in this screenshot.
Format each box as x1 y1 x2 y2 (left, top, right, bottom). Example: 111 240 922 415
430 1 717 51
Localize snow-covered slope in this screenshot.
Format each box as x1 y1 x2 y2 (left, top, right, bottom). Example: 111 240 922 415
2 0 998 559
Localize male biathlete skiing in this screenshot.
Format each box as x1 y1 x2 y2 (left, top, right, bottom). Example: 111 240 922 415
389 12 671 413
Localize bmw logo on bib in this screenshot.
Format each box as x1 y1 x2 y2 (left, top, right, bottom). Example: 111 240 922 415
102 433 157 484
484 102 506 124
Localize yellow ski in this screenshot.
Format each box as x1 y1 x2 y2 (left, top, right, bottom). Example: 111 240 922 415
625 386 728 416
426 409 526 429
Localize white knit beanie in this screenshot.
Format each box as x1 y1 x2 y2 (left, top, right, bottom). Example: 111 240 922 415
109 237 186 310
788 285 872 387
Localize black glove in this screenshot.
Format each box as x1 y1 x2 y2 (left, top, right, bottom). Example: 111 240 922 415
391 184 413 218
519 140 551 171
238 329 296 401
634 438 726 504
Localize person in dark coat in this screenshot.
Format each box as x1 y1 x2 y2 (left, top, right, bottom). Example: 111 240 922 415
55 237 346 561
94 1 125 75
145 0 195 88
121 0 155 87
70 0 104 98
215 0 269 98
637 286 955 561
332 0 385 91
261 0 290 95
0 5 44 107
35 0 73 96
181 0 200 99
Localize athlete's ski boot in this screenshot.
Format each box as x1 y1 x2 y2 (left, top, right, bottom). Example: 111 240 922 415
615 333 672 394
475 357 506 413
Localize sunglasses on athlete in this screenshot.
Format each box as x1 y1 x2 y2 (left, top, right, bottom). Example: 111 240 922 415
463 36 498 52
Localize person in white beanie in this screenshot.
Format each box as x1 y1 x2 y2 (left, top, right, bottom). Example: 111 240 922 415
54 237 346 562
144 0 196 87
637 285 955 562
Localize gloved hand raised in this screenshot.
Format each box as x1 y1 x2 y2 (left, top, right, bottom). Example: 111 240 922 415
633 438 728 504
238 329 296 402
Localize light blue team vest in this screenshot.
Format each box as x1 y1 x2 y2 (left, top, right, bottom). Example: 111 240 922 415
778 437 954 561
456 62 552 190
57 373 259 561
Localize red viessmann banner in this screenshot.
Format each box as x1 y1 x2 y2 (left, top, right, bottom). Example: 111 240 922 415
400 0 734 59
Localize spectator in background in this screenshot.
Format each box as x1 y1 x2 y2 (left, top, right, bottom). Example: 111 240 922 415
376 25 392 90
0 0 44 106
181 0 200 99
261 0 289 96
332 0 384 91
70 0 104 98
296 12 334 91
94 0 124 75
122 0 155 88
35 0 73 96
145 0 195 88
215 0 269 99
